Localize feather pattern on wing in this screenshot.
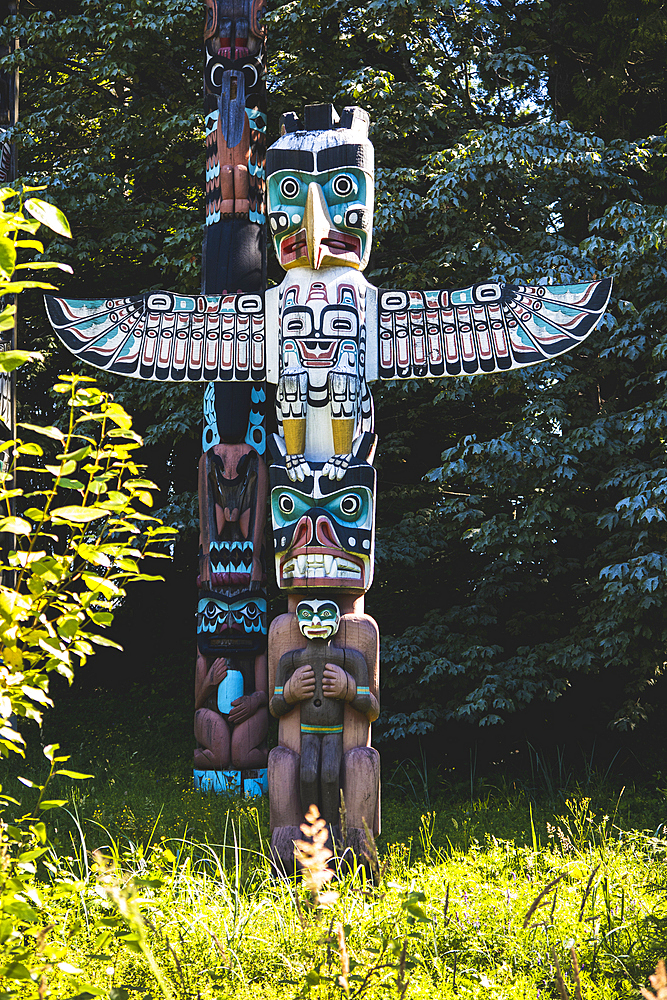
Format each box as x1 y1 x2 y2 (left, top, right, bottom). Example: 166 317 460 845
376 278 613 379
44 291 266 382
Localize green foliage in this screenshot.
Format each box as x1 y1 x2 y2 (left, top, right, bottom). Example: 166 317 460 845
0 367 178 757
0 184 179 996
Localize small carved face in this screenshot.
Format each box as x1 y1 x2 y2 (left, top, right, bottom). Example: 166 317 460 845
296 599 341 640
197 590 267 656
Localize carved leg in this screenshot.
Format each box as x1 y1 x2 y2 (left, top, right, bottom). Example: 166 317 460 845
321 732 343 827
341 745 380 851
194 708 231 770
300 732 321 816
268 745 302 873
230 704 268 769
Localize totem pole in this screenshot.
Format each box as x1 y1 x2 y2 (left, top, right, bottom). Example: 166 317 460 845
43 7 613 865
193 0 269 797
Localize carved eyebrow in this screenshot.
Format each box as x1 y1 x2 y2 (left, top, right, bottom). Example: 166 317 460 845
266 149 315 176
317 145 370 172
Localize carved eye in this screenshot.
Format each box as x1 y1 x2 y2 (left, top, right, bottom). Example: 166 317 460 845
204 601 219 621
340 494 361 516
278 494 295 514
280 176 300 199
245 602 260 619
332 173 356 198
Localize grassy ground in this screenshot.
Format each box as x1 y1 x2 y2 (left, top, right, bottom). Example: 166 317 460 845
6 777 667 999
3 663 667 998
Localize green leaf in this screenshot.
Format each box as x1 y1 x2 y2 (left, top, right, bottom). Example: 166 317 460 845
1 961 32 980
0 236 16 279
0 350 42 372
38 799 68 810
24 198 72 238
15 239 44 252
55 769 94 779
50 506 109 523
0 516 31 535
0 281 58 291
15 261 74 272
18 422 65 441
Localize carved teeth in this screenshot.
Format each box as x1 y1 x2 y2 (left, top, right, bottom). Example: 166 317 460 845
281 554 363 580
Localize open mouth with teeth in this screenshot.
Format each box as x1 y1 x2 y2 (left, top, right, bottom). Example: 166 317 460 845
302 625 333 639
280 548 366 587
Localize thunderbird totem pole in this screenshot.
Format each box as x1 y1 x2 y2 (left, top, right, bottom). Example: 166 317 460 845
44 0 612 864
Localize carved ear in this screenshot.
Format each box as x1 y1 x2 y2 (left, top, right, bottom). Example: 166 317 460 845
340 107 370 136
280 111 302 134
303 104 340 130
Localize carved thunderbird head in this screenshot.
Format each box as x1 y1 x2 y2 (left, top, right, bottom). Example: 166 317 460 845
266 104 374 272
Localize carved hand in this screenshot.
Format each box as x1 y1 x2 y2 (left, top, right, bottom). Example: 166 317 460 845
285 453 312 483
228 692 263 725
285 664 316 703
322 663 355 701
208 657 229 687
322 453 352 481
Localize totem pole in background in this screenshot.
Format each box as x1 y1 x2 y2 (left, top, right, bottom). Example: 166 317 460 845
195 0 269 796
44 8 613 865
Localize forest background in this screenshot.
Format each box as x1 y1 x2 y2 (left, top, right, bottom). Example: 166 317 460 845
3 0 667 782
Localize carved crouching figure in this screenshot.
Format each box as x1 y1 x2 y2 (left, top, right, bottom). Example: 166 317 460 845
269 599 380 866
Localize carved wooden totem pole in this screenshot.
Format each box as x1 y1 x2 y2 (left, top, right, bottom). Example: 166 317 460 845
193 0 269 797
43 3 613 864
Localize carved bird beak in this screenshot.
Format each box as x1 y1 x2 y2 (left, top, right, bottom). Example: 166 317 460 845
304 182 333 269
303 182 362 270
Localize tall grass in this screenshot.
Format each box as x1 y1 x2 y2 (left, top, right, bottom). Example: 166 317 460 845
6 780 667 999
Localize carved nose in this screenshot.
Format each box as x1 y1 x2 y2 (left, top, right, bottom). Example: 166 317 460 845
315 515 341 548
289 514 313 550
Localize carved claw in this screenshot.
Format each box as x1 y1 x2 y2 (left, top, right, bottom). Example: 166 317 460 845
322 453 352 480
285 453 312 482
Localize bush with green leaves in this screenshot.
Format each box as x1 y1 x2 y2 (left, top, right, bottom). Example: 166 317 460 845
0 184 177 993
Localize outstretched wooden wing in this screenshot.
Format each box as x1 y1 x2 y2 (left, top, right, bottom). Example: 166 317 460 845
44 291 266 382
375 278 612 379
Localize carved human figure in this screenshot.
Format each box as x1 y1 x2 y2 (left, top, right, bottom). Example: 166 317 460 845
194 649 268 770
270 599 378 825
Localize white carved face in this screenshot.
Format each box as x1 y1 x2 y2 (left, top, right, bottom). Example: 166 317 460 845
278 268 367 380
296 599 341 639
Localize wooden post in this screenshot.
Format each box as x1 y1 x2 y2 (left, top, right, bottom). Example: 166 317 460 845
193 0 269 798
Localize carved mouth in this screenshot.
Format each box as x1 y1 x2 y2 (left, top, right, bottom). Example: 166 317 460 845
281 549 364 584
296 339 338 366
321 231 361 256
281 228 309 266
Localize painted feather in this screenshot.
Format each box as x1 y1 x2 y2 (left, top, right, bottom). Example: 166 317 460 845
45 291 266 382
376 278 613 379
